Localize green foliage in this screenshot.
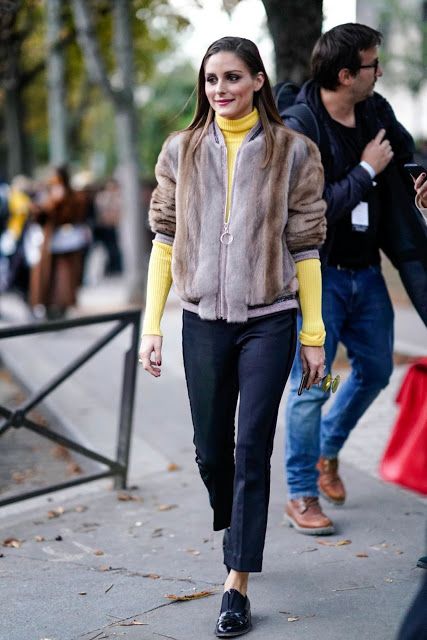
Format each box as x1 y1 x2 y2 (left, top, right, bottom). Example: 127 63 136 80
0 0 192 175
137 62 197 179
378 0 427 94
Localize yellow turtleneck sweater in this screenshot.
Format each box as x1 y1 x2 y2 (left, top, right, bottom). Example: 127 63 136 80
142 108 325 346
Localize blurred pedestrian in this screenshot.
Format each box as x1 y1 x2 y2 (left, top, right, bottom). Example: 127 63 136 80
93 178 123 275
139 36 326 637
0 175 33 296
282 23 426 536
29 166 91 320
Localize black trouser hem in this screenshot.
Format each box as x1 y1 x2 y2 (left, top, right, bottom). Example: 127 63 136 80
224 551 263 573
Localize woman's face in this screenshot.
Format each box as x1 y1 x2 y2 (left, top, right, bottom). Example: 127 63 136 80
204 51 264 120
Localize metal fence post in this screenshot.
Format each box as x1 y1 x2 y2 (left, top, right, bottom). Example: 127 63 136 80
114 312 141 489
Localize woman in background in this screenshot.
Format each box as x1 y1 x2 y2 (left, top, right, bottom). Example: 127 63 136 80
30 166 90 320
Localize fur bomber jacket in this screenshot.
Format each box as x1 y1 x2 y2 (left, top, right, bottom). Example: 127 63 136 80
149 120 327 323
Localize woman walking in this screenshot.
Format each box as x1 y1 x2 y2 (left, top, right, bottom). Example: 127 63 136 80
29 166 90 320
139 36 326 637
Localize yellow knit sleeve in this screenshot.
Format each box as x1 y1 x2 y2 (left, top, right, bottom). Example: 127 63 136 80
296 258 325 346
141 240 173 336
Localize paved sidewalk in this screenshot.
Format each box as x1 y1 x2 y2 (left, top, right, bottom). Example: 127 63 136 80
0 279 426 640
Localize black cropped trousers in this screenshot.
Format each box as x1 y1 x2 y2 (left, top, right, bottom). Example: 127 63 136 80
182 308 296 572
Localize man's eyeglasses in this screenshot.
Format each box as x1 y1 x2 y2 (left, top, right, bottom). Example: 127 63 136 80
359 59 380 73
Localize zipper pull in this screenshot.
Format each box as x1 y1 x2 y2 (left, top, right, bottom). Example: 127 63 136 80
220 221 233 245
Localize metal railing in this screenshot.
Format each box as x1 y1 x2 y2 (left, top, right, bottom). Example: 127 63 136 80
0 309 140 507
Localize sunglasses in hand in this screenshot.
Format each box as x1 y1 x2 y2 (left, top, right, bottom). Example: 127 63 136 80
297 370 341 396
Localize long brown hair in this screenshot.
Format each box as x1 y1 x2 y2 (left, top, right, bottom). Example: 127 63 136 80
186 36 283 166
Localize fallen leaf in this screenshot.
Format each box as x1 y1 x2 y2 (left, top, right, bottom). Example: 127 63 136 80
0 369 13 383
12 469 36 483
94 549 104 556
167 463 181 472
158 504 177 512
317 539 351 547
67 462 82 476
75 505 87 513
151 528 163 538
288 616 300 622
51 445 72 461
395 550 404 555
356 553 369 558
142 573 160 579
11 391 25 404
165 590 214 601
47 507 64 519
99 565 111 572
186 548 200 556
35 535 45 542
117 492 143 502
3 538 22 549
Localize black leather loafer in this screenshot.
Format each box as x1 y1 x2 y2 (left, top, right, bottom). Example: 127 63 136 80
215 588 252 637
223 528 231 574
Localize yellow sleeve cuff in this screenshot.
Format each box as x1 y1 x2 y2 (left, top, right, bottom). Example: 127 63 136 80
296 258 325 346
141 240 173 336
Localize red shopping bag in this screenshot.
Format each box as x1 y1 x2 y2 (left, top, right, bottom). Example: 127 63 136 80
379 357 427 495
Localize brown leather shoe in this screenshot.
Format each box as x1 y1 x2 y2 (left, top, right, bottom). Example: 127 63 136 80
285 497 334 535
316 456 346 505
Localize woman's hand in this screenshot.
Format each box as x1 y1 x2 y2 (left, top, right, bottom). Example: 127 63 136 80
300 345 325 389
414 172 427 208
139 335 163 377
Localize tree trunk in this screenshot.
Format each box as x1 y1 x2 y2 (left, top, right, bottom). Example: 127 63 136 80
1 2 32 178
72 0 149 305
261 0 323 83
112 0 150 305
4 81 31 179
46 0 68 165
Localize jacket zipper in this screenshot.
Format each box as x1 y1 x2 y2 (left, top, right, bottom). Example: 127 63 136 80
217 126 261 319
218 146 228 319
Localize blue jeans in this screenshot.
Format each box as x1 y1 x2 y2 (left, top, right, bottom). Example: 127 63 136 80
285 265 394 499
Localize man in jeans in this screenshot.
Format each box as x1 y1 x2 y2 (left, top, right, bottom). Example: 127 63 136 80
283 23 416 534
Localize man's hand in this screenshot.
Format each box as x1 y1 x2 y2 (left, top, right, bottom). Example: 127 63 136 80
414 172 427 209
139 335 163 377
300 345 325 390
361 128 394 175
